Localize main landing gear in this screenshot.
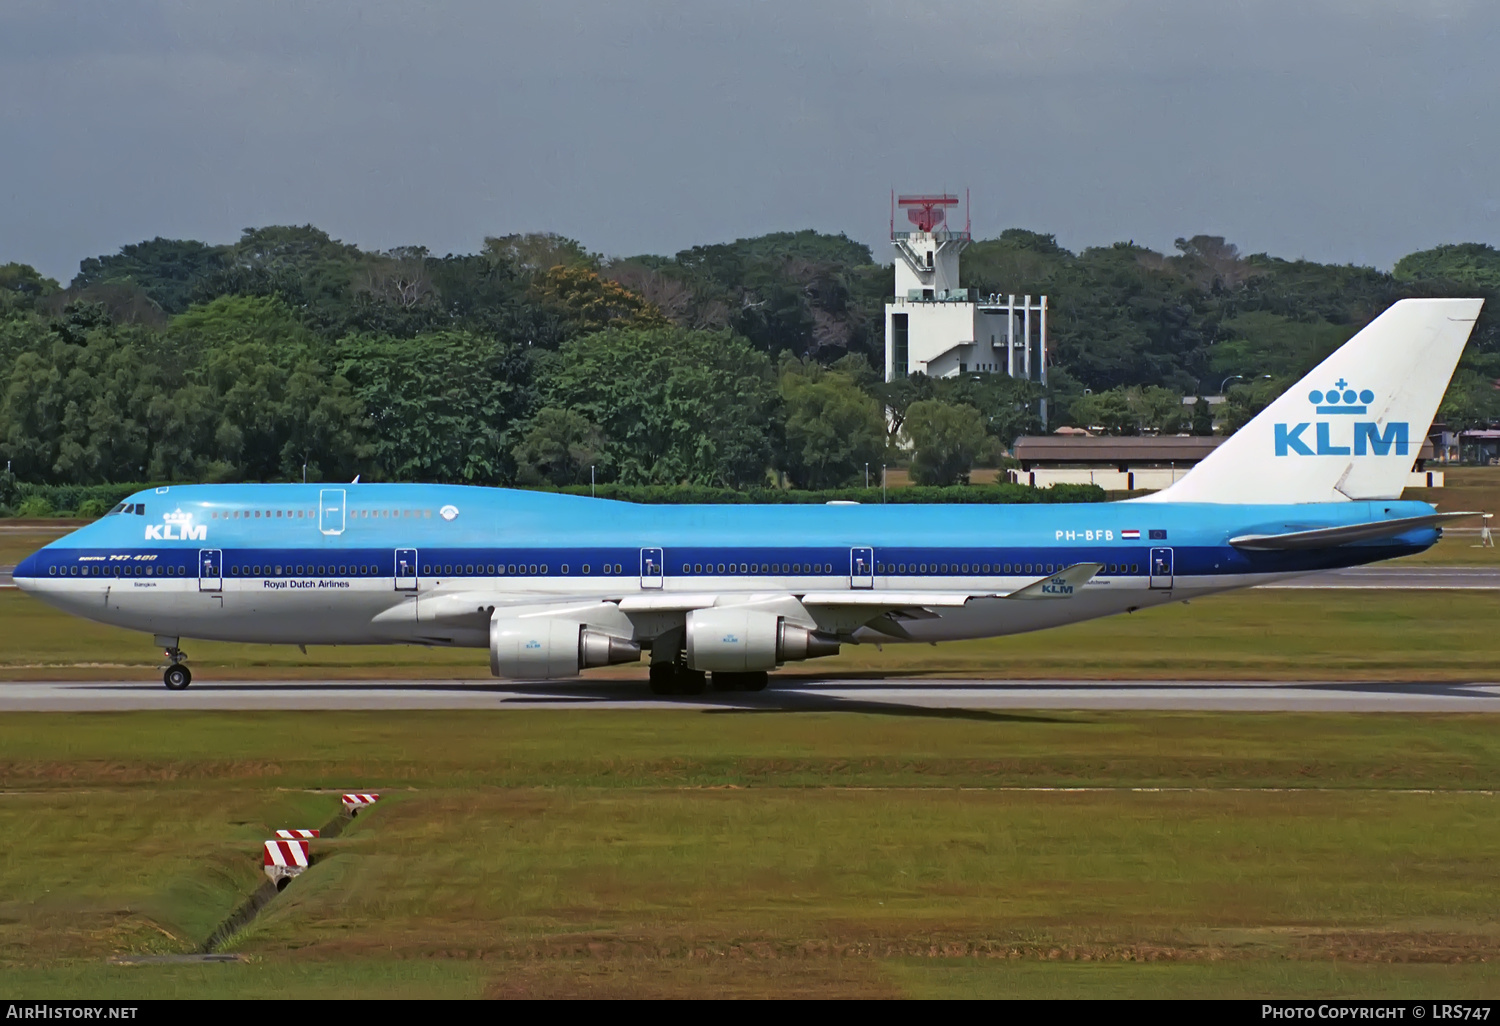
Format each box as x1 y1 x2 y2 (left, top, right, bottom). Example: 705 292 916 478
649 662 706 696
647 664 770 695
712 671 769 693
160 642 192 690
646 629 770 696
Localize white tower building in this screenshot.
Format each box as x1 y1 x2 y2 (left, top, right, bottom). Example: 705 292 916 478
884 193 1048 403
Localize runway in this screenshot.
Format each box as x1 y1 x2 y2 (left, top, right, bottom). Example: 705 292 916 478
4 564 1500 590
5 677 1500 712
1258 565 1500 588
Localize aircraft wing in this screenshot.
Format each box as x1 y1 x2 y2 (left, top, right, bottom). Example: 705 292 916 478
1228 512 1483 550
378 564 1107 634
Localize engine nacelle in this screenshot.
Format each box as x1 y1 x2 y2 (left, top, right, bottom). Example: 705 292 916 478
684 608 840 672
489 617 641 679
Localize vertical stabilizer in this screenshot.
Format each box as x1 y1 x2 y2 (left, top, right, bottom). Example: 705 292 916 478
1135 298 1483 504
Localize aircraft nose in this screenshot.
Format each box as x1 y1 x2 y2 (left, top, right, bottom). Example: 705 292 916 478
12 551 40 592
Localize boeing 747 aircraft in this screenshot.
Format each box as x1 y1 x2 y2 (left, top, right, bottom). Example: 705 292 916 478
13 298 1485 693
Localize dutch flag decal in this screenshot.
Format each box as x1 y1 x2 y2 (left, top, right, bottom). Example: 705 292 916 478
1120 529 1141 540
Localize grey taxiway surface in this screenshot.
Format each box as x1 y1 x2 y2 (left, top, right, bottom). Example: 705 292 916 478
5 678 1500 712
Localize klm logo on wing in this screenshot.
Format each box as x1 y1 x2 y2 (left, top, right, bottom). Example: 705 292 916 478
145 508 206 541
1040 580 1073 596
1274 380 1408 458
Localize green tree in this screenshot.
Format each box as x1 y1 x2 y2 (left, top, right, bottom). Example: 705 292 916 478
1439 369 1500 433
71 238 228 315
512 407 605 486
529 265 668 340
1068 385 1186 435
1210 312 1355 381
903 400 987 485
196 225 370 332
1394 243 1500 293
930 373 1044 448
778 362 886 489
483 233 596 276
1191 396 1214 436
0 264 61 317
543 327 777 487
1220 376 1291 435
169 294 316 353
671 230 885 360
873 372 937 445
192 339 367 482
336 331 530 483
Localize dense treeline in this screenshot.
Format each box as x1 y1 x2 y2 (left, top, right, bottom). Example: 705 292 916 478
1 225 1498 506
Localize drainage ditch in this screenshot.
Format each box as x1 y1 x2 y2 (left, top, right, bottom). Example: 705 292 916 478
199 805 353 954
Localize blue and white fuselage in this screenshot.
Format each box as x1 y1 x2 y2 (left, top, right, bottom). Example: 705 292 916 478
13 485 1443 647
9 298 1489 690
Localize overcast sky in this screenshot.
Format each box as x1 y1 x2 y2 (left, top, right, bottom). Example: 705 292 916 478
2 0 1496 282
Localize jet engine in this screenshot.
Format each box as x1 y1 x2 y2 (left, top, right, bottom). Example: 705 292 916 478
683 608 840 672
489 617 641 679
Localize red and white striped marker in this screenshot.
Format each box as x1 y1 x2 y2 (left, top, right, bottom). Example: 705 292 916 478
262 839 310 880
341 793 379 812
275 829 320 840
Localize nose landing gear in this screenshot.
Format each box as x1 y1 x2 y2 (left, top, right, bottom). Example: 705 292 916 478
161 646 192 690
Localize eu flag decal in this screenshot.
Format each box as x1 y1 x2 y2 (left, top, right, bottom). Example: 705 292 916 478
1149 529 1168 540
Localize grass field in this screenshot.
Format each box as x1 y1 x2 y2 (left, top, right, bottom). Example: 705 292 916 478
2 711 1499 998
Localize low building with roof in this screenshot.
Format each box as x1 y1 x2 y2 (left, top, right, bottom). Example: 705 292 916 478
1008 434 1441 491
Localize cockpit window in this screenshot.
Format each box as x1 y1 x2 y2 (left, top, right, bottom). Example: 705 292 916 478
105 503 126 516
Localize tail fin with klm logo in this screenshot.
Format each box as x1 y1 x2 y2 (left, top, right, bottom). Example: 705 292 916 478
1135 297 1484 505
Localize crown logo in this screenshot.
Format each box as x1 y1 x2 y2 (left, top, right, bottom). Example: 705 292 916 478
1308 379 1374 415
163 507 193 524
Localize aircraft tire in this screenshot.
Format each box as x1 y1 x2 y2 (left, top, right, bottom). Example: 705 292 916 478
676 668 708 696
712 671 769 692
164 665 192 690
648 663 678 695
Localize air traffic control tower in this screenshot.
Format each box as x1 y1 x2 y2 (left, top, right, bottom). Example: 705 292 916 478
884 193 1048 395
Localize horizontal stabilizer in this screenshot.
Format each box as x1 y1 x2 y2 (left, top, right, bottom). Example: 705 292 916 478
1229 512 1483 550
1002 562 1103 599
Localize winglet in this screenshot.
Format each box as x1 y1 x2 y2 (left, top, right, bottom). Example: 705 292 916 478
1003 562 1103 600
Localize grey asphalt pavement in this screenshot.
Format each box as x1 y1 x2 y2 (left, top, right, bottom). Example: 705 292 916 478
4 678 1500 712
1257 566 1500 588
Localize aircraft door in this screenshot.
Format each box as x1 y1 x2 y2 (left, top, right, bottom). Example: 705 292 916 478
319 489 346 536
1149 547 1174 589
640 547 664 589
394 548 418 591
850 546 874 589
198 549 222 592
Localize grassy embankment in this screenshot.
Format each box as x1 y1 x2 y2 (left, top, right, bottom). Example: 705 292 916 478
2 710 1499 997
